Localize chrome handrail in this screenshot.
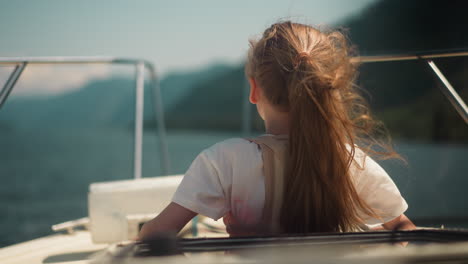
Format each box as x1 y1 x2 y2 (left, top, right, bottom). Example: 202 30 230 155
241 50 468 136
353 50 468 63
353 50 468 124
0 56 170 178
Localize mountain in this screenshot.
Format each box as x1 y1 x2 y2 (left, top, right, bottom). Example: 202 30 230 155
0 63 239 131
164 65 249 131
159 0 468 142
109 63 236 126
161 63 235 109
0 78 134 130
346 0 468 55
344 0 468 142
344 0 468 109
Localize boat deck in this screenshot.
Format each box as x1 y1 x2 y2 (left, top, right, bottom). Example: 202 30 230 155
0 217 227 264
0 231 106 264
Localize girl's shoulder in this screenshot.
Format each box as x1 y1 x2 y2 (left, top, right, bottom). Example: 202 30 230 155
203 138 260 159
349 146 397 193
194 138 263 190
204 134 287 157
211 137 255 148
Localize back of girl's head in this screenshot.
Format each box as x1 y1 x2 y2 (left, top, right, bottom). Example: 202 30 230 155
246 21 399 233
246 21 355 113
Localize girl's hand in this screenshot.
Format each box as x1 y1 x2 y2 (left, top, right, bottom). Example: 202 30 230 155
138 202 197 242
381 214 416 247
382 214 416 231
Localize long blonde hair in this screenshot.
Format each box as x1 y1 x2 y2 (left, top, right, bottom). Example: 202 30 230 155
245 21 399 233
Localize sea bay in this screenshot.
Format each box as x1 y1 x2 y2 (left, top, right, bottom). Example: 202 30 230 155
0 127 467 247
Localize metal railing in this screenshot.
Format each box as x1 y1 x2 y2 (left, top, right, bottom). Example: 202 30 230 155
0 56 170 178
354 50 468 124
242 50 468 135
241 50 468 135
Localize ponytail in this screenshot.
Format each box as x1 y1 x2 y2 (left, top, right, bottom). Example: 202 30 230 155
282 56 372 233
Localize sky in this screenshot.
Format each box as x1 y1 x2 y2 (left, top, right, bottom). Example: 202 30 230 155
0 0 377 95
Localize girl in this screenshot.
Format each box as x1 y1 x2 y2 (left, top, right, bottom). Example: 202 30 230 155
139 21 415 240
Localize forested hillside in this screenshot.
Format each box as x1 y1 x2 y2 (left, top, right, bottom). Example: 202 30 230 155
347 0 468 142
165 0 468 142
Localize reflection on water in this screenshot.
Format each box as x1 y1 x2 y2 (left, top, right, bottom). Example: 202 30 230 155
0 127 467 247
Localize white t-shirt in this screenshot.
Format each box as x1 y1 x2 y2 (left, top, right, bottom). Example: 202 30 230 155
172 138 408 227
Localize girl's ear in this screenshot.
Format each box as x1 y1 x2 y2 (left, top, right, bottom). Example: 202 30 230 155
249 78 259 104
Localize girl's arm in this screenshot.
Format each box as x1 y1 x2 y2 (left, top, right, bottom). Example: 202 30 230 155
383 213 416 230
138 202 197 241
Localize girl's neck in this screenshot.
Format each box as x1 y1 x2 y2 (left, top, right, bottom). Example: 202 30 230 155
264 112 289 135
